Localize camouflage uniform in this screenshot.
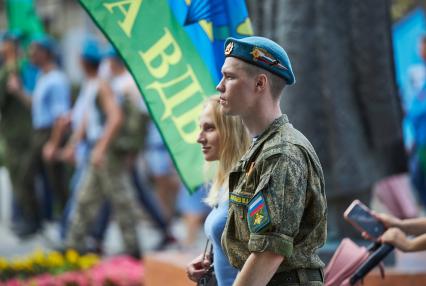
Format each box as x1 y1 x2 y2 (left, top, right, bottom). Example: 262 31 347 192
221 115 327 285
110 95 149 154
0 62 34 221
66 150 140 255
66 86 141 256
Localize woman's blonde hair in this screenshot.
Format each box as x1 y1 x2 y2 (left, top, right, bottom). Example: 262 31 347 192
203 95 251 206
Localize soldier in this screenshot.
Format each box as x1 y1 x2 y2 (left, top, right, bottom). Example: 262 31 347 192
6 35 71 236
63 41 142 258
104 49 177 250
0 32 33 235
217 36 327 285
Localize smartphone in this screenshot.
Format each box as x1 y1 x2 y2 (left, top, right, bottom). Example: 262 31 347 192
343 200 385 239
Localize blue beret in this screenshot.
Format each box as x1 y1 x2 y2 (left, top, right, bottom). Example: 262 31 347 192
81 38 103 63
103 44 119 59
31 35 57 55
224 36 295 85
0 31 21 43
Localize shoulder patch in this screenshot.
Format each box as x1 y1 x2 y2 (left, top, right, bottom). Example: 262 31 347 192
230 193 251 205
247 192 271 233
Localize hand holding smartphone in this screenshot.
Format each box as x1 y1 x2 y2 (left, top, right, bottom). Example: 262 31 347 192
344 200 394 285
344 200 386 239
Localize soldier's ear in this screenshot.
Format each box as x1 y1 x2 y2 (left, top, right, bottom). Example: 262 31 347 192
255 74 267 92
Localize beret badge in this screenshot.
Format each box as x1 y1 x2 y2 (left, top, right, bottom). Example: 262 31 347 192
250 47 288 70
224 41 234 56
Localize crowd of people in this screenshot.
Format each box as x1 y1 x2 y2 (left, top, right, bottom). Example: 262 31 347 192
0 32 212 258
2 24 426 285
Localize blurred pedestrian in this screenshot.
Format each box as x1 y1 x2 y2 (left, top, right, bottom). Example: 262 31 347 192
146 121 209 249
145 122 181 222
7 35 71 237
176 183 211 249
0 32 33 234
45 38 103 245
103 49 176 250
64 41 142 258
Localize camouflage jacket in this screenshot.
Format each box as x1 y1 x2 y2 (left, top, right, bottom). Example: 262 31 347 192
221 115 327 272
0 62 32 144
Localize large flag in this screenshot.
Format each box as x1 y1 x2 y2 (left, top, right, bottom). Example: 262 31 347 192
6 0 44 43
80 0 252 193
6 0 45 92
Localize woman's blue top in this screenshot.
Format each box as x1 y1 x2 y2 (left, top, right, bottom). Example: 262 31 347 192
204 190 239 286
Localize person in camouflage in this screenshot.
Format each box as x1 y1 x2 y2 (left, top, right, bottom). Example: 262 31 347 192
217 36 327 285
63 40 141 258
8 36 71 236
0 33 34 236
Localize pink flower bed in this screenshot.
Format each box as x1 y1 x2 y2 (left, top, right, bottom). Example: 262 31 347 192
2 256 144 286
90 256 144 286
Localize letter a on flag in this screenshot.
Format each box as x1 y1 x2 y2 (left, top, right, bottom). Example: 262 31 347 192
79 0 252 193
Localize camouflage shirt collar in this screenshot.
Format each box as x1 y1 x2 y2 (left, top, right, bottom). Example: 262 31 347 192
253 114 289 145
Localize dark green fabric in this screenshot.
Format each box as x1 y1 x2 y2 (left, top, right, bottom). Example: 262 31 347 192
0 62 34 219
0 62 32 145
111 96 149 154
18 129 68 220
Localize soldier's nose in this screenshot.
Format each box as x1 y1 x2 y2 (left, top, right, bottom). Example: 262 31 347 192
216 78 225 92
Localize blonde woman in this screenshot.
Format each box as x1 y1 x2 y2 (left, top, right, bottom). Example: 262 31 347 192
187 95 250 285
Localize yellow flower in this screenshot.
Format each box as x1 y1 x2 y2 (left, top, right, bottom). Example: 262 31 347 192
47 251 65 267
77 258 91 270
65 249 79 264
23 260 33 271
78 254 100 270
0 257 8 270
12 260 25 271
83 253 100 262
31 248 46 265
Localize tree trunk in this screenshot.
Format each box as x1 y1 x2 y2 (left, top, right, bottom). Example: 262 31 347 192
247 0 406 243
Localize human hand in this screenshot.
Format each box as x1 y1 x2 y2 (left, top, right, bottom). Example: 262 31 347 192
380 227 412 252
361 212 402 241
186 253 211 282
6 73 21 94
43 142 57 162
373 212 401 229
91 145 106 168
60 144 76 165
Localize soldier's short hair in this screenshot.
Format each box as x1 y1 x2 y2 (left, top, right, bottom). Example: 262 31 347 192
242 61 286 99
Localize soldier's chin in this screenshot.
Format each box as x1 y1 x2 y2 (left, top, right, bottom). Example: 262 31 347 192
220 105 235 116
